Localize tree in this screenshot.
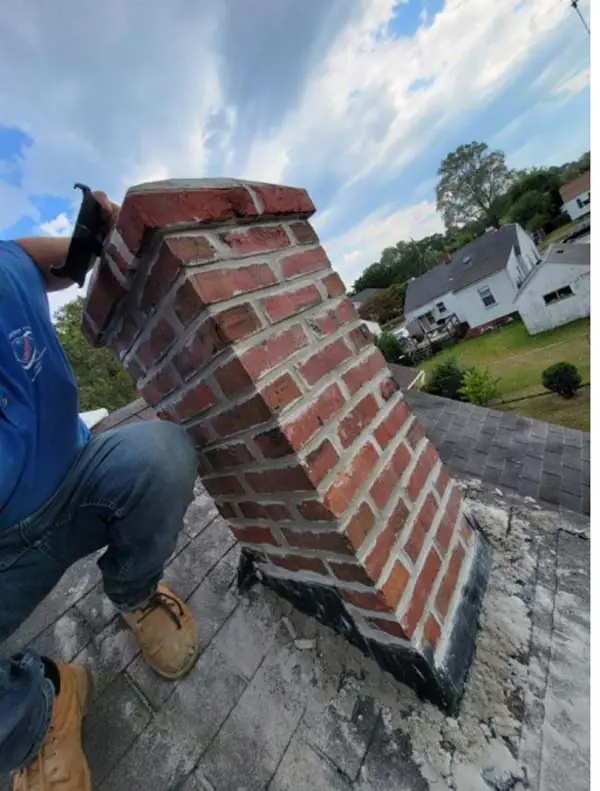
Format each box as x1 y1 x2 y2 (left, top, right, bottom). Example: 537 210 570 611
358 283 406 325
374 331 402 364
436 141 513 230
54 298 138 413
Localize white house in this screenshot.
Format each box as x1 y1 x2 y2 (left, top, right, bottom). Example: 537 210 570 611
559 171 590 221
514 243 590 335
403 224 542 334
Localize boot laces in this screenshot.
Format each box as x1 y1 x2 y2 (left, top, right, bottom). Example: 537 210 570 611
137 590 184 630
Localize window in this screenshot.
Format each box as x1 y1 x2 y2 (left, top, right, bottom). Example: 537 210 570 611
478 286 496 307
543 286 574 305
436 301 447 313
424 311 435 323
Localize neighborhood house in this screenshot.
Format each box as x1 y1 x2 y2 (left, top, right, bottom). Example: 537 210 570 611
403 224 543 335
559 170 591 221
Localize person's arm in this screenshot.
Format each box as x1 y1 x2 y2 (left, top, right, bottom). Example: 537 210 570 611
16 191 119 292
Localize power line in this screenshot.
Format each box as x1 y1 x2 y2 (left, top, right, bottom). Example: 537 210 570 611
570 0 590 35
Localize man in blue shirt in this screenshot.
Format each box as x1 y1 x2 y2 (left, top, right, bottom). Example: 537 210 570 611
1 193 199 790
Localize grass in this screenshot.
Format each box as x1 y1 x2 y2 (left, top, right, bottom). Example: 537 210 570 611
538 220 581 251
420 318 590 431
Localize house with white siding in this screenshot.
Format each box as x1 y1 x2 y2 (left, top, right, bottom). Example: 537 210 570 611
513 243 590 335
403 224 542 335
559 171 590 222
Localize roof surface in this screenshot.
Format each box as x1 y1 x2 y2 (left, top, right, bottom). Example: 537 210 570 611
404 225 519 313
351 288 383 304
559 170 590 203
0 434 589 791
513 241 590 299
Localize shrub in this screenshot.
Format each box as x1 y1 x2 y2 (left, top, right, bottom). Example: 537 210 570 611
542 362 582 399
375 331 402 364
459 367 501 406
424 357 469 401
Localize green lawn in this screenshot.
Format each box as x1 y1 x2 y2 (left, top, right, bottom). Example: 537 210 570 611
420 318 590 431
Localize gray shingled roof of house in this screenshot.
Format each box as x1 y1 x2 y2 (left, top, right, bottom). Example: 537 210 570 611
351 288 383 304
404 225 519 314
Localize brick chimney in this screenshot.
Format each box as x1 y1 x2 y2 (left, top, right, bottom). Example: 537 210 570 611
83 179 490 713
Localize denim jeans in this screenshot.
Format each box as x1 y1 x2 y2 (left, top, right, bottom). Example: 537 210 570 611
0 419 197 773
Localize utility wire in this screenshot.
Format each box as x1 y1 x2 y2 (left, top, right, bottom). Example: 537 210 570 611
570 0 590 35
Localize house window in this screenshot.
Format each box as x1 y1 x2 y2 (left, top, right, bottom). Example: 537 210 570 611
478 286 496 307
424 311 435 323
543 286 574 305
436 301 447 313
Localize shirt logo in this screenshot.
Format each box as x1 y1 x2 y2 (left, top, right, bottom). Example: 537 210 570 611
9 326 47 381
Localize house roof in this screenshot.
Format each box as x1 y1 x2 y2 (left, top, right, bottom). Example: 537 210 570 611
404 224 519 313
559 170 590 203
351 288 383 304
513 241 590 301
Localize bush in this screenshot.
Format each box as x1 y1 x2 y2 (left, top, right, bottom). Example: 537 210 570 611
542 362 582 399
424 357 469 401
458 367 501 406
375 331 402 364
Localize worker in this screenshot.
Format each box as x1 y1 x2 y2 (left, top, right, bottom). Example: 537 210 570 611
0 191 199 790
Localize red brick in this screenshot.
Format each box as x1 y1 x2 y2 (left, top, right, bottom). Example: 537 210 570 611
281 247 330 280
297 501 336 521
325 443 379 516
171 382 217 421
342 589 390 613
298 339 352 386
253 429 293 459
436 485 462 555
379 377 399 401
205 443 255 469
423 616 441 650
238 502 292 520
407 442 439 502
252 184 315 218
338 394 379 449
85 264 126 331
381 560 411 610
343 351 387 396
367 618 409 640
308 298 357 338
460 518 473 545
435 467 451 498
345 503 376 551
214 357 253 397
246 466 314 494
403 548 442 636
269 554 329 576
219 225 290 256
242 324 309 380
137 318 176 368
230 525 279 546
189 263 278 306
329 561 373 586
304 440 340 486
141 236 214 312
406 420 425 450
173 277 205 328
140 367 178 406
217 502 238 520
173 321 224 380
374 401 411 450
365 500 409 578
346 324 373 353
112 319 139 360
203 475 244 497
125 356 145 382
260 374 302 415
214 303 262 343
211 394 271 438
436 544 466 619
187 423 213 446
118 187 258 253
405 494 437 563
282 528 353 555
282 383 345 449
289 221 319 245
321 272 346 298
369 443 411 509
262 285 321 323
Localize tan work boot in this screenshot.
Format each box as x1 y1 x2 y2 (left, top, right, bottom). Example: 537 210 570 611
121 582 199 679
12 662 93 791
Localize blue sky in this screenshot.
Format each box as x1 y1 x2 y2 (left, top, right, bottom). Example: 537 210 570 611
0 0 590 312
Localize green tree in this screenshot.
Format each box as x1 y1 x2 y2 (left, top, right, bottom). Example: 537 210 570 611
436 141 513 230
358 283 407 325
54 298 138 413
374 331 402 364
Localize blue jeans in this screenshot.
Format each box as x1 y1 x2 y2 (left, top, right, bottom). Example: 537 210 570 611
0 420 196 773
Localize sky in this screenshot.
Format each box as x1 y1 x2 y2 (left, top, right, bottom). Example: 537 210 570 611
0 0 591 314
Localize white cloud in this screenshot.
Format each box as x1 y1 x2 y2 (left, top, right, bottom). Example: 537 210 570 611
0 180 39 230
553 66 590 96
323 199 444 287
39 212 73 237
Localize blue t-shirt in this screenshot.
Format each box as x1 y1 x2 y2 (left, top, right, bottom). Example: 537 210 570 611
0 241 89 530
